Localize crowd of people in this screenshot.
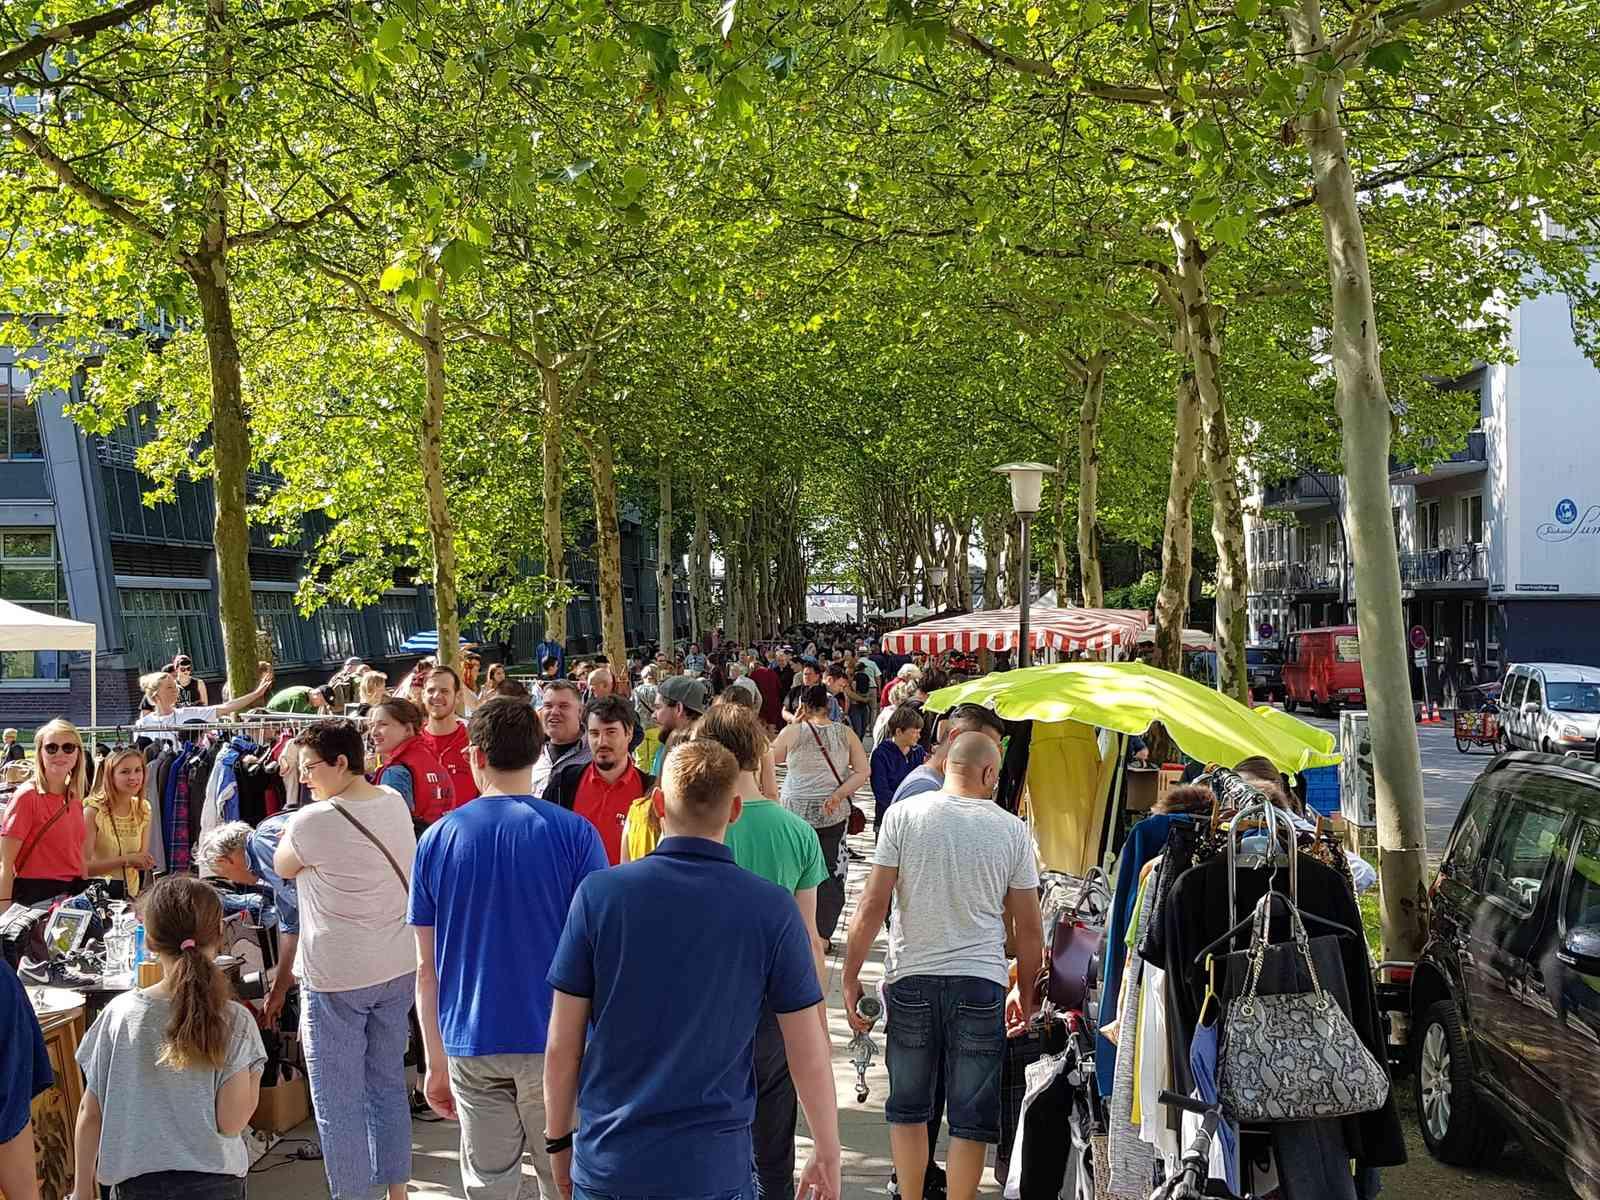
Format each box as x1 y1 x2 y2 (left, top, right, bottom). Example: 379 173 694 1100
0 621 1057 1200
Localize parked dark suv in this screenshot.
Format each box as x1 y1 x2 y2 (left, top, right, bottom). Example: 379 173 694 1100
1247 646 1284 702
1409 752 1600 1197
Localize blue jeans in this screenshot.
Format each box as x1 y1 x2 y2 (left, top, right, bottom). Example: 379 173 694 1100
884 975 1005 1143
302 973 415 1199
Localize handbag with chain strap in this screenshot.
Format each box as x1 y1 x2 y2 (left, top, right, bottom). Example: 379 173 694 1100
1217 892 1389 1123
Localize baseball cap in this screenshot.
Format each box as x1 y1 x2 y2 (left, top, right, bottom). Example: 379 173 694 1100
658 674 710 714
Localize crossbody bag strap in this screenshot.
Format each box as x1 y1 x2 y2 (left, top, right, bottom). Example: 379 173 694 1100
328 800 410 892
805 721 846 787
14 796 71 876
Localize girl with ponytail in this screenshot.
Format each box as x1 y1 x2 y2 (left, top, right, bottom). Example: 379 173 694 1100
69 876 265 1200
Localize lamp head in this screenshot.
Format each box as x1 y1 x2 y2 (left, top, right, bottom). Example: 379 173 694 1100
993 462 1057 516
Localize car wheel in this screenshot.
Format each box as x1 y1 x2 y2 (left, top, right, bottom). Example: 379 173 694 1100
1415 999 1506 1167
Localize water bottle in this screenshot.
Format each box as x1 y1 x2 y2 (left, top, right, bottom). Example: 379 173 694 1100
132 922 145 967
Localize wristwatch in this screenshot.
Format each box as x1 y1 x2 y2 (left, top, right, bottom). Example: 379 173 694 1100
545 1131 575 1155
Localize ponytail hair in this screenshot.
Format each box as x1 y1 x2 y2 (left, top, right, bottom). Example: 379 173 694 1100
140 875 231 1070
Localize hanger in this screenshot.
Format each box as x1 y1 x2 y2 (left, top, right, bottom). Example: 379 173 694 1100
1193 887 1359 966
1197 953 1220 1025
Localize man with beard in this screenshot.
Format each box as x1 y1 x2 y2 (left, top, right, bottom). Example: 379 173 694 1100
546 696 654 865
532 681 592 799
420 666 478 808
650 675 709 776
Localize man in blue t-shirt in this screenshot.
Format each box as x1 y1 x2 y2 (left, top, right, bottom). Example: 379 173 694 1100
409 697 608 1200
545 739 842 1200
0 959 52 1199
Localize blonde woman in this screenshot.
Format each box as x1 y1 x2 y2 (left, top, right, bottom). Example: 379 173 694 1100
84 748 155 896
0 717 89 914
357 669 389 716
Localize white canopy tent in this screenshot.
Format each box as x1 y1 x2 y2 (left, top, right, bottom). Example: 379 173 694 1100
0 598 97 727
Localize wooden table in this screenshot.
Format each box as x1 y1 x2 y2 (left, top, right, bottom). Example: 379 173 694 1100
2 986 85 1200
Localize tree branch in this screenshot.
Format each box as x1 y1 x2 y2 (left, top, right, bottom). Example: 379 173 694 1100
1256 147 1463 220
306 258 426 348
0 0 162 79
2 114 179 256
1330 0 1477 58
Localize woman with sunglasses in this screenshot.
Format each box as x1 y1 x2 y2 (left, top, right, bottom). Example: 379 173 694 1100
0 718 90 915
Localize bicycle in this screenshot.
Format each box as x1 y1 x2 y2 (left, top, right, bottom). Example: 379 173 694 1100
1149 1091 1250 1200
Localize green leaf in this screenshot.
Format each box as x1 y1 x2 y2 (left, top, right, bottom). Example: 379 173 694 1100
1026 6 1042 27
622 165 649 192
1364 40 1414 76
378 263 411 293
442 58 463 85
1187 193 1223 224
1235 0 1261 19
375 15 405 52
464 213 493 246
438 238 479 281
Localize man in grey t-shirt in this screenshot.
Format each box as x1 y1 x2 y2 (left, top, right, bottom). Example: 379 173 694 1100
843 733 1043 1200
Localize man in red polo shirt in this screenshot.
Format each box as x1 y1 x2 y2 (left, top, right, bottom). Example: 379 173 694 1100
546 694 652 864
420 666 478 809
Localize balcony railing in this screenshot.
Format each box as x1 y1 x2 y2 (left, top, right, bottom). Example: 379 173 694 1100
1262 471 1341 509
1250 561 1342 594
1391 429 1487 477
1400 543 1487 586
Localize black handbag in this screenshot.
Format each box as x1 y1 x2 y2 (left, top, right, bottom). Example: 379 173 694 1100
1047 869 1109 1012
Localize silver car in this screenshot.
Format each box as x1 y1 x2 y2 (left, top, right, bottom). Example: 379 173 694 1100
1498 663 1600 755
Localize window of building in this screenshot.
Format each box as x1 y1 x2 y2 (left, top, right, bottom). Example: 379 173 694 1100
1419 500 1441 550
380 594 419 656
1460 493 1484 544
252 590 308 666
0 367 42 461
0 530 69 680
318 603 361 662
120 587 220 675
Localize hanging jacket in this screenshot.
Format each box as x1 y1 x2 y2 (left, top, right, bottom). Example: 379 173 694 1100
207 737 261 830
376 734 456 825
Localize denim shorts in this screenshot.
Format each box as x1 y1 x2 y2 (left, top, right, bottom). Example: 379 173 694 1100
884 974 1005 1143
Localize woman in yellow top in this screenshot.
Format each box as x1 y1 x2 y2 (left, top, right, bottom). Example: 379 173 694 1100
83 747 154 896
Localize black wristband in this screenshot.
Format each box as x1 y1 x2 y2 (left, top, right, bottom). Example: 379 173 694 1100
545 1131 574 1155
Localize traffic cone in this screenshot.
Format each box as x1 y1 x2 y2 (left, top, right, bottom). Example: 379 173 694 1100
1416 702 1426 724
1432 701 1442 724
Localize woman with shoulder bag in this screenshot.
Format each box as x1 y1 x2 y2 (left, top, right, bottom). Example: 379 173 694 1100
276 719 417 1200
771 684 869 944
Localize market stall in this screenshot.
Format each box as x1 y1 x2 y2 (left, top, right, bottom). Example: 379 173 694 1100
881 604 1150 657
0 598 97 727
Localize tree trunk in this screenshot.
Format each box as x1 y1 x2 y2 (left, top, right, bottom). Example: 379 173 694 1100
1172 223 1248 703
579 422 627 674
691 491 712 643
1153 356 1203 673
946 516 966 611
419 294 461 669
1053 412 1072 596
539 361 567 648
191 264 258 695
657 459 674 648
191 0 257 697
1288 0 1430 960
980 513 1004 608
956 522 971 611
1078 354 1108 608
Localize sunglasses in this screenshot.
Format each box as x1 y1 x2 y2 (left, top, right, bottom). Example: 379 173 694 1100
42 742 81 756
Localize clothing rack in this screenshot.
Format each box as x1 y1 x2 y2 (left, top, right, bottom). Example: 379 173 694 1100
78 713 359 737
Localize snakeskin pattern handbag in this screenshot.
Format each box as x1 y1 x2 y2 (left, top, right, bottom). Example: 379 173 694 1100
1217 894 1390 1123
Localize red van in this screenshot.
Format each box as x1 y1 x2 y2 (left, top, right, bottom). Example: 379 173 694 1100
1282 625 1366 715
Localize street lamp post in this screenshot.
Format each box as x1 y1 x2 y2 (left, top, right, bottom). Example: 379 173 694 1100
994 462 1057 668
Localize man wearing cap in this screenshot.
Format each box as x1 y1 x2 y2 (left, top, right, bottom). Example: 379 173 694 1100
651 674 709 776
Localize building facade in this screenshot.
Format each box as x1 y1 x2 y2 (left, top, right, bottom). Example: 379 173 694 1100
0 357 689 728
1246 281 1600 700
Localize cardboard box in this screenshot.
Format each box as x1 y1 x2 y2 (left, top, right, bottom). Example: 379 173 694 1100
1126 767 1158 812
252 1072 310 1134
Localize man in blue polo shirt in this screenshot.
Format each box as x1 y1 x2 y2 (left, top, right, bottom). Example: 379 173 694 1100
544 739 842 1200
410 697 608 1200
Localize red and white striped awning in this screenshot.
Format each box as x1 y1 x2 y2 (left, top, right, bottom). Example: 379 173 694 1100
882 605 1152 656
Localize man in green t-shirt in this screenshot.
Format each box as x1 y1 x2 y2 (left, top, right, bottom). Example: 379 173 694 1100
693 703 828 1200
265 684 333 714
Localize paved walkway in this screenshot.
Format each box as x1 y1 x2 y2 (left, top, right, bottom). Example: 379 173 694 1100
247 804 1000 1200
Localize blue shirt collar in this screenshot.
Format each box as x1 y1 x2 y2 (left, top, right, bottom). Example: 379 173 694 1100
654 836 735 863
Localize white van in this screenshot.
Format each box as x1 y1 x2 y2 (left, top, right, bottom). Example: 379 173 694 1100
1498 663 1600 755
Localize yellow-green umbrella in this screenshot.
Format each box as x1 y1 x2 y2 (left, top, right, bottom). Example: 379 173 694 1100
925 660 1340 777
1252 704 1338 757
